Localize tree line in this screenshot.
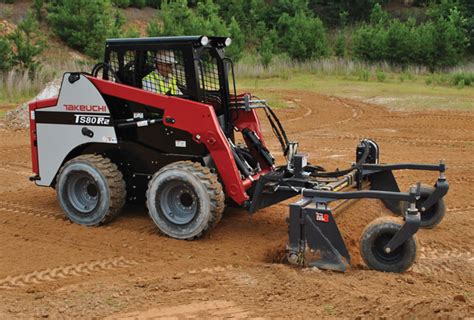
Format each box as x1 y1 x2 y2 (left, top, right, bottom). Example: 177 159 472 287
0 0 472 74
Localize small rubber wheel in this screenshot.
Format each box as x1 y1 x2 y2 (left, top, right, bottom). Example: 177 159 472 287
56 154 126 226
146 161 224 240
401 184 445 229
360 217 417 273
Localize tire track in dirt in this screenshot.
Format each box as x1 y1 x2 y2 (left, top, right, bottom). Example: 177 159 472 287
0 162 32 173
412 246 473 276
107 300 253 319
398 114 474 121
284 99 313 123
0 200 158 236
447 205 474 214
0 200 63 220
288 128 473 148
0 257 140 289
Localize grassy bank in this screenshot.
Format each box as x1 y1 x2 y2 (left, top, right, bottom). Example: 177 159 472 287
1 56 473 112
238 73 474 110
236 56 474 111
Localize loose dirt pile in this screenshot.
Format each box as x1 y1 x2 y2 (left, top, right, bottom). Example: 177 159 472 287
0 90 472 318
4 80 60 129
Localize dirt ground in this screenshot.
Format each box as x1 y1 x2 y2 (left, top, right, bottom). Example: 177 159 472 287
0 90 473 319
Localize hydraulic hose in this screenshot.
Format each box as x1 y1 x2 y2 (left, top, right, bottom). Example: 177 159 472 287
311 140 370 178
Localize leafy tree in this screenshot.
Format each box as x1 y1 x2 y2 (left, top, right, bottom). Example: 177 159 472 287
353 3 469 69
47 0 123 59
33 0 44 21
147 0 244 61
130 0 146 8
311 0 388 26
9 11 46 74
0 37 13 72
225 17 244 62
277 12 329 61
264 0 310 28
334 33 346 58
259 31 275 68
146 0 161 8
112 0 131 8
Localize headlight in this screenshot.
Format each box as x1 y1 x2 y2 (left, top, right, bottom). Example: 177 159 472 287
225 37 232 47
200 36 209 46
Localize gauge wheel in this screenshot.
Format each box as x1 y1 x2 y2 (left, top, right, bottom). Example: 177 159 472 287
401 184 445 229
360 217 417 273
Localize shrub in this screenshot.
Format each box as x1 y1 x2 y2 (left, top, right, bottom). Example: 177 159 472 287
259 33 274 69
33 0 44 21
146 0 160 8
334 33 346 58
375 70 386 82
452 72 473 86
225 17 245 62
0 37 13 72
130 0 146 8
353 3 469 70
9 11 46 74
47 0 122 59
358 69 370 81
147 0 244 61
123 26 140 38
276 13 329 61
353 24 387 62
112 0 131 8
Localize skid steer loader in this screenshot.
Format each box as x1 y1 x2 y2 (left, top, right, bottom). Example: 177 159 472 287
29 36 449 273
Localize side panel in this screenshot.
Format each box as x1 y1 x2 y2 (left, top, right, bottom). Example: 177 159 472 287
34 73 117 186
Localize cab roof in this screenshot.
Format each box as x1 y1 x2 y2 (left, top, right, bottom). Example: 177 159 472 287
106 36 229 48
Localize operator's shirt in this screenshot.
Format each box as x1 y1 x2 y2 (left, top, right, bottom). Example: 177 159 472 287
142 71 182 95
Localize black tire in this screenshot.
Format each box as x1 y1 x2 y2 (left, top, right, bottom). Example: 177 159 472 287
56 154 126 226
146 161 225 240
360 217 417 273
401 184 446 229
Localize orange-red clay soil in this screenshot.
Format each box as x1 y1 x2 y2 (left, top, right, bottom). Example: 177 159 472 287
0 91 473 318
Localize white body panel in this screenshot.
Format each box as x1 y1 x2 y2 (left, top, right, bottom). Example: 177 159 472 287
35 73 117 186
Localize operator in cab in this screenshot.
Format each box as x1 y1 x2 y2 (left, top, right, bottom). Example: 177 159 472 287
142 50 182 95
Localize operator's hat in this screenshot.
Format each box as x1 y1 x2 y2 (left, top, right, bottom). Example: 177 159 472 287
154 50 177 64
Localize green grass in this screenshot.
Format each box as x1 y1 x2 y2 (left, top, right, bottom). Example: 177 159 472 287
237 73 474 111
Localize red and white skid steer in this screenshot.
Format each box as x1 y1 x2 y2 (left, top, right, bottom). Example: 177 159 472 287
29 36 449 272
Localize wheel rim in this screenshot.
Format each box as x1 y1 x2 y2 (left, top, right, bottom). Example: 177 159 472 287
372 233 405 265
418 196 437 222
158 181 198 225
66 171 100 214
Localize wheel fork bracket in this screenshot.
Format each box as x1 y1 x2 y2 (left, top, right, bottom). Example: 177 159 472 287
287 186 422 272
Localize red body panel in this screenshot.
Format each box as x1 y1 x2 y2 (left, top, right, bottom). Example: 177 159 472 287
29 97 59 174
87 76 251 204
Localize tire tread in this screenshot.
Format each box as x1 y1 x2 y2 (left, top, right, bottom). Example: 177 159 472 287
146 161 224 239
58 154 126 225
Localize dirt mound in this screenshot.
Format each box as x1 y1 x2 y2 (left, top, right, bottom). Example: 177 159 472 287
5 80 60 129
